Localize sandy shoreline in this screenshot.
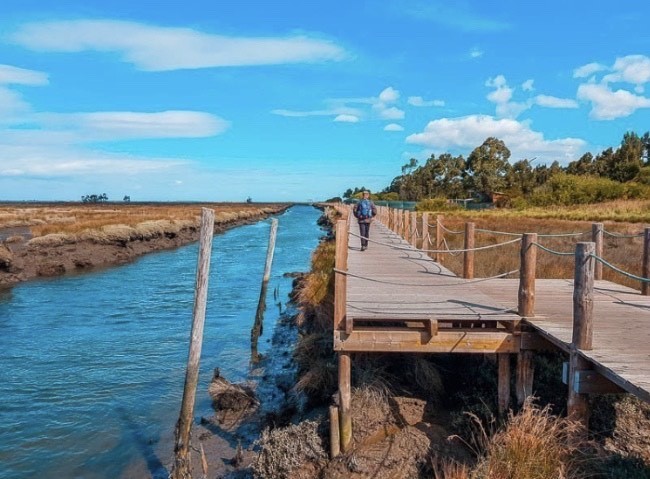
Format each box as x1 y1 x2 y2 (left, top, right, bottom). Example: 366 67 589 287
0 204 290 290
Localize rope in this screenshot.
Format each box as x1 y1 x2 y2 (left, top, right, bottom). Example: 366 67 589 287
442 237 463 257
476 228 589 238
591 255 650 283
531 242 575 257
349 231 521 254
436 218 463 235
334 267 519 287
347 303 518 317
603 229 644 239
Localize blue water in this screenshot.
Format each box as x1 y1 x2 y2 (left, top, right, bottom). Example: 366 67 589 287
0 205 322 479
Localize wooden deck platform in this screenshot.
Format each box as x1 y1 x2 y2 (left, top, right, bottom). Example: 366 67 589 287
336 221 520 354
476 278 650 402
338 219 650 403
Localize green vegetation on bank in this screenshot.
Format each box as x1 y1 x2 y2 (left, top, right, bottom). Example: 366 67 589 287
343 131 650 210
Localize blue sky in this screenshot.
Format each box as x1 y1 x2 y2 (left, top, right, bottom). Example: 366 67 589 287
1 1 649 202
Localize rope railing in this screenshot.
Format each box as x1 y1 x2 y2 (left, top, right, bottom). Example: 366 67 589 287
602 229 644 239
349 231 521 254
442 237 463 257
435 218 463 235
334 267 519 288
531 241 575 257
591 255 650 283
475 227 589 238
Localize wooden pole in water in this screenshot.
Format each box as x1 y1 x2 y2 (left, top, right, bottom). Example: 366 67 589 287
263 218 279 282
251 218 279 363
171 208 215 479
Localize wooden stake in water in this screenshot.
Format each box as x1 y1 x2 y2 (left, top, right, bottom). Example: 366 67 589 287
251 218 279 363
171 208 215 479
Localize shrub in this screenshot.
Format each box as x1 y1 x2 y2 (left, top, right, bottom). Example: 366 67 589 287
416 198 463 212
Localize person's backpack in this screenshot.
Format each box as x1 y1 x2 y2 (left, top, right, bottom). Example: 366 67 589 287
357 199 372 219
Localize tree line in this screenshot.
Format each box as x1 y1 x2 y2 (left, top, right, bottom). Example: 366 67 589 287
344 131 650 207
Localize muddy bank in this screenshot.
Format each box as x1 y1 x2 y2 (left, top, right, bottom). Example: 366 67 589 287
0 205 289 289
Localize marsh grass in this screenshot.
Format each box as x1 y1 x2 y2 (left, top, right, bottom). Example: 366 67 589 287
426 212 647 290
446 399 591 479
0 203 283 239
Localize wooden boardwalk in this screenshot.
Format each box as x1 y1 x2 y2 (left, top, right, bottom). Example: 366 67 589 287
338 219 650 403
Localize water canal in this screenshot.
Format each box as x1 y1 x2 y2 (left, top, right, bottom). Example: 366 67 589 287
0 205 323 479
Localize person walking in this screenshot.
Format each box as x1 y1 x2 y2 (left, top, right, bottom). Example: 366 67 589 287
353 190 377 251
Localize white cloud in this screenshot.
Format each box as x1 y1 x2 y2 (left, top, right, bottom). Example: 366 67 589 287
36 110 229 140
379 86 400 103
406 114 585 163
602 54 650 91
384 123 404 131
407 96 445 107
0 86 32 120
378 106 405 120
486 75 513 104
521 79 534 92
534 95 578 109
0 64 49 85
574 62 607 78
10 19 347 71
577 83 650 120
334 114 359 123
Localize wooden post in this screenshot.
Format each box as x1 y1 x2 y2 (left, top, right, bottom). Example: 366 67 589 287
393 208 399 234
463 222 475 279
329 406 340 458
334 220 348 331
420 213 429 251
573 242 595 351
641 228 650 296
410 211 418 247
518 233 537 317
171 208 215 479
516 350 534 406
263 218 278 282
251 218 279 363
567 242 595 428
498 354 511 416
592 223 603 280
436 215 444 263
338 352 352 452
403 209 409 240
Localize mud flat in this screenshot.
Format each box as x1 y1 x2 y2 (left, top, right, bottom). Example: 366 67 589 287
0 202 290 289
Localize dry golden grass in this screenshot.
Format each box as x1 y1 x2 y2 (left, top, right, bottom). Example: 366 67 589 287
447 399 589 479
0 202 286 241
425 212 647 291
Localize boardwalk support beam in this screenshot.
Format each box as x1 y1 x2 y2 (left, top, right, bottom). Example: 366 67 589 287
516 350 534 406
338 352 352 452
498 354 511 415
568 242 594 430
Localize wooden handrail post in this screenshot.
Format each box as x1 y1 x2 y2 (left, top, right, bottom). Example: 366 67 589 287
420 212 429 251
402 209 409 240
641 228 650 296
592 223 603 280
410 211 418 247
393 208 398 234
338 352 352 452
568 241 595 428
334 219 348 331
573 242 595 351
498 354 511 416
463 222 475 279
436 215 444 263
171 208 215 479
518 233 537 317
